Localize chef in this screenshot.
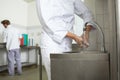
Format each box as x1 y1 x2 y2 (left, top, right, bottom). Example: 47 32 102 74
1 20 22 76
36 0 96 80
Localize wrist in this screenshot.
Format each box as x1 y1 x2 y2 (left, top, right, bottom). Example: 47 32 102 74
84 25 92 31
66 32 77 40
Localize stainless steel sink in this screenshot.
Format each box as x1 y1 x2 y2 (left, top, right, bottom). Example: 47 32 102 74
50 23 109 80
50 51 110 80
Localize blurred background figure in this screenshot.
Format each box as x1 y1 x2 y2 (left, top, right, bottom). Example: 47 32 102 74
1 20 22 76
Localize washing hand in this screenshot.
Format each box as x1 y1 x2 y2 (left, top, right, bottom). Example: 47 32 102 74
81 34 89 48
81 25 92 48
66 31 90 48
74 36 84 48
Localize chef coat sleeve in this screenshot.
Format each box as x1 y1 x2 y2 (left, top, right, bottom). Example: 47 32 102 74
74 0 96 29
43 18 68 44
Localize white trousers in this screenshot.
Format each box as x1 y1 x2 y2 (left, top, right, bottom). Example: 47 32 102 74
40 31 72 80
41 48 51 80
41 47 71 80
7 49 22 76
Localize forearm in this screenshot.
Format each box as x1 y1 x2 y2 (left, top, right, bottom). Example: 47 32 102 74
66 32 83 46
84 25 92 35
66 32 77 40
81 25 93 46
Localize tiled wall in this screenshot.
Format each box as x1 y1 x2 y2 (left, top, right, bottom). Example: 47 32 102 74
83 0 110 52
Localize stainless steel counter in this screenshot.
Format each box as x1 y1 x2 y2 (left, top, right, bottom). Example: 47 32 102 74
51 51 110 80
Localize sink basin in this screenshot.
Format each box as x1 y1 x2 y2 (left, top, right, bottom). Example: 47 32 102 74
50 51 110 80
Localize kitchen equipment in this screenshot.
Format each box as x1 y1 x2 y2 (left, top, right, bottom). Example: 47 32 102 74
51 51 110 80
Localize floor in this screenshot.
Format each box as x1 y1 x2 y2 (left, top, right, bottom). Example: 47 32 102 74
0 66 47 80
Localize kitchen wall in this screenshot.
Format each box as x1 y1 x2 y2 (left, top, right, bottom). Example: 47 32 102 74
0 0 28 43
27 1 41 46
27 1 41 26
0 0 28 26
85 0 117 80
83 0 110 51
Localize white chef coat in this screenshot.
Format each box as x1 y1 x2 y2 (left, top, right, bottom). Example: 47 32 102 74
37 0 95 50
3 25 22 50
0 25 5 42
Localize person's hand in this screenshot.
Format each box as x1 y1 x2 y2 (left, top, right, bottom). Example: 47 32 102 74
82 33 89 48
85 25 92 31
66 32 88 47
82 25 93 47
74 36 84 47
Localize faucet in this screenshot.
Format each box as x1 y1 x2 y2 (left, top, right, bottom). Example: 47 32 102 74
89 22 107 53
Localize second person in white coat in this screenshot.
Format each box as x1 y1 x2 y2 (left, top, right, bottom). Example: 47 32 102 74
1 20 22 76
